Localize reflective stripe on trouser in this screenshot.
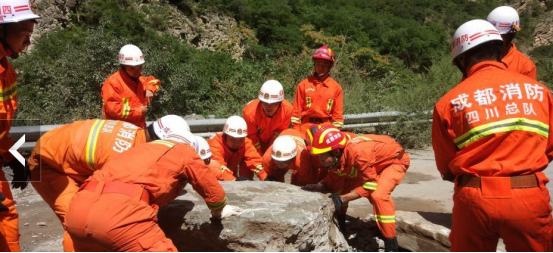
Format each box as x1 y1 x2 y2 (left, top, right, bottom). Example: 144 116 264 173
0 170 20 252
29 151 86 252
66 184 177 252
450 174 553 252
368 164 406 239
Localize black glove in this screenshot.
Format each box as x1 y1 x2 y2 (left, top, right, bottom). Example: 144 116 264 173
264 175 279 182
236 176 250 181
6 159 30 190
329 194 345 214
0 191 8 212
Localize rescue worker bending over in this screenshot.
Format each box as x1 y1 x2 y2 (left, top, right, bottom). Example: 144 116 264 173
303 126 410 252
65 131 239 251
0 1 40 250
28 115 190 251
487 6 536 79
195 135 236 181
102 44 161 127
433 19 553 251
263 129 318 186
243 80 293 155
291 45 344 135
208 116 268 181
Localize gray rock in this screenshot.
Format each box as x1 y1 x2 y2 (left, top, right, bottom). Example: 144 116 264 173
36 222 47 227
158 181 350 252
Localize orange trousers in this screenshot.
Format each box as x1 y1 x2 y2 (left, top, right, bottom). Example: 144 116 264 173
450 174 553 251
65 182 177 252
367 163 407 239
0 170 20 252
29 152 86 252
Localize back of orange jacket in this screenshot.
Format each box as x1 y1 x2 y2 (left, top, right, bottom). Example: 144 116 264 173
35 119 146 181
433 61 553 178
92 140 227 209
243 99 293 154
291 76 344 132
321 134 410 196
503 42 537 80
263 129 318 186
101 69 160 127
207 133 267 180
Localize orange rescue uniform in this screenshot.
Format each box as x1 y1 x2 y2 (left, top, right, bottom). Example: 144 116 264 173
28 119 147 251
101 69 160 127
321 134 410 239
208 160 236 181
262 129 318 186
208 133 267 180
0 43 20 252
65 140 227 251
503 42 537 80
432 61 553 251
242 98 293 154
291 76 344 135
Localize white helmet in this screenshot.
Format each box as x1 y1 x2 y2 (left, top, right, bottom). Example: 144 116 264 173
0 0 40 24
152 115 191 140
119 44 145 66
451 19 502 60
223 115 247 138
195 135 212 160
165 130 198 151
487 6 520 34
258 80 284 103
271 136 297 162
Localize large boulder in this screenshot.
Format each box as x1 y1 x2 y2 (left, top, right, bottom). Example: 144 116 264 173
158 181 350 252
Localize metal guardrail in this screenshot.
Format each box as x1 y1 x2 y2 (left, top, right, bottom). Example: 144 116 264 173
11 111 415 152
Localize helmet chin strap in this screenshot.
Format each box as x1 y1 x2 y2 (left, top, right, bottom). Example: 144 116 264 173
324 151 341 170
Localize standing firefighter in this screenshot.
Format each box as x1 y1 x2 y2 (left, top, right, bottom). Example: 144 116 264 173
291 46 344 135
208 116 268 181
102 44 161 127
303 126 410 252
65 131 240 251
243 80 293 155
28 115 190 251
433 19 553 251
487 6 537 79
0 0 40 250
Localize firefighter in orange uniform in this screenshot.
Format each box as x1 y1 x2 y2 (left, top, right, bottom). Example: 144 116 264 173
101 44 161 127
262 129 318 186
65 131 235 251
208 116 267 181
0 1 40 251
195 135 236 181
28 115 190 251
433 20 553 251
487 6 536 79
291 45 344 135
243 80 293 155
303 126 409 252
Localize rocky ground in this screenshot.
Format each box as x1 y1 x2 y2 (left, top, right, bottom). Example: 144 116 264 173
14 147 551 251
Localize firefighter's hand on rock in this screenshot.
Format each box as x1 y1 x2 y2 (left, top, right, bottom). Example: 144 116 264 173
302 182 325 192
6 159 30 190
329 195 345 214
211 205 242 220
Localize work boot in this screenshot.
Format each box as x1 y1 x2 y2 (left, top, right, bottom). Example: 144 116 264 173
383 237 398 252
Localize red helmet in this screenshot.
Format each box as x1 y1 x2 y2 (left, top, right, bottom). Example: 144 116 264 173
310 126 346 155
312 45 335 63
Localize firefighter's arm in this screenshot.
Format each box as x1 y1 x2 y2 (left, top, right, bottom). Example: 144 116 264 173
102 80 145 122
179 147 227 211
353 148 378 198
546 91 553 162
140 75 161 93
291 84 304 129
331 86 344 129
432 106 456 182
242 106 262 153
207 137 231 172
243 138 267 180
0 117 15 161
209 160 236 181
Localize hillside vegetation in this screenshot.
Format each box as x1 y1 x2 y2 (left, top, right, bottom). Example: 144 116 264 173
14 0 553 147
